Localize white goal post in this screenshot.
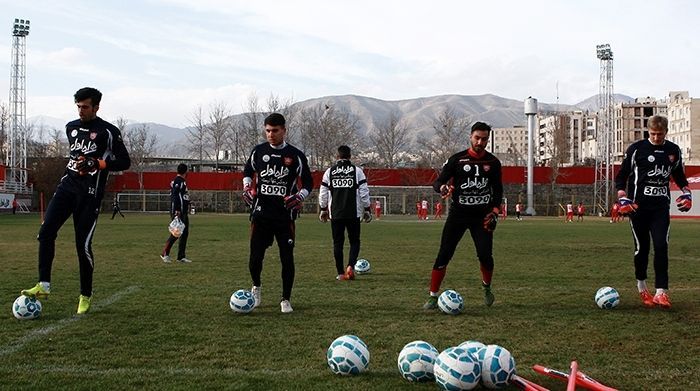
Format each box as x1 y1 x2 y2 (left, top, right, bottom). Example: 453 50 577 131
117 192 171 212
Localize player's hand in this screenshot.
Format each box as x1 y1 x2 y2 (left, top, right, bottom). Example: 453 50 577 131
618 197 638 216
319 209 329 223
362 209 372 223
440 184 454 199
242 185 255 207
174 210 181 217
676 191 692 212
284 193 304 211
76 156 105 175
483 208 499 232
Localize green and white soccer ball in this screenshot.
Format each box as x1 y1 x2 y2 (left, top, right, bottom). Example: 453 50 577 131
397 340 439 382
434 346 481 390
355 259 371 274
595 286 620 309
327 335 370 375
438 289 464 315
229 289 255 313
12 295 42 320
458 340 486 360
476 344 516 389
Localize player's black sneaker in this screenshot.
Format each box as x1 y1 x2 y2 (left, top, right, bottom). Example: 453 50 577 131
423 296 438 310
483 286 495 307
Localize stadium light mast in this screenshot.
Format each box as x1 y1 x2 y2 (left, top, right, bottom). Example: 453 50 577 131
524 97 537 216
594 43 614 215
7 18 30 187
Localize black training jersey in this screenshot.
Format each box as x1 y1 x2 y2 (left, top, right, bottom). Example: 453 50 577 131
433 149 503 216
170 175 190 213
615 139 689 210
319 159 371 220
62 117 131 200
243 142 314 221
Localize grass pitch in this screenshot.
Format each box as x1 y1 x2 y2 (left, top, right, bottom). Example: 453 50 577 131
0 213 698 390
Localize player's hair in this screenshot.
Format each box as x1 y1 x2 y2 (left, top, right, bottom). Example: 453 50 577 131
177 163 188 175
264 113 286 127
471 121 492 133
337 145 351 159
74 87 102 106
648 115 668 132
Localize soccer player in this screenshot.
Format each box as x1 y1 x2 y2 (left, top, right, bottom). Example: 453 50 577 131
111 193 124 219
318 145 372 281
615 115 691 308
421 198 429 220
374 199 382 220
161 163 192 263
415 201 421 220
565 202 574 223
515 202 523 221
424 121 503 309
610 201 620 223
241 113 313 313
577 202 585 222
20 87 131 314
434 200 443 219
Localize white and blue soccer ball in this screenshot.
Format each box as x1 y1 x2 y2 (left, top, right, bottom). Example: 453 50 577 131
458 340 486 360
438 289 464 315
595 286 620 309
476 344 516 389
397 340 439 382
355 259 371 274
12 295 42 320
327 335 370 375
229 289 255 313
434 346 481 390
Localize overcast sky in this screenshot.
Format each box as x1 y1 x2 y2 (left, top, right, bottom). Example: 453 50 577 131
0 0 698 128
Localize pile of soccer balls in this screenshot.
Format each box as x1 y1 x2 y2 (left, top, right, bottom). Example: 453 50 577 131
326 334 516 390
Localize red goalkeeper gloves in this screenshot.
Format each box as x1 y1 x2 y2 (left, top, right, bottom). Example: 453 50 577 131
676 190 692 212
76 156 106 175
284 193 304 211
618 197 638 216
242 185 255 207
483 208 499 232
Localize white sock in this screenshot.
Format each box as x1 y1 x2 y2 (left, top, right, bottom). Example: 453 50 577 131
636 280 647 293
40 281 51 291
429 291 439 297
655 288 667 296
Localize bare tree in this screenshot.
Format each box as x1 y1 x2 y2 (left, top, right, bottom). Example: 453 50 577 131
416 107 470 168
369 111 413 168
46 127 67 158
206 101 232 171
297 103 360 170
123 123 158 191
186 106 209 171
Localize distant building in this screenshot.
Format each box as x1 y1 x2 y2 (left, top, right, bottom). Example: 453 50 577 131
536 111 592 167
613 96 667 162
667 91 700 165
491 126 528 166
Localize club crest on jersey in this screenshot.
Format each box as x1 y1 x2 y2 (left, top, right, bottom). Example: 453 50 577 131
669 155 676 163
483 165 491 172
283 157 294 166
89 132 97 140
648 155 655 162
463 165 471 172
71 129 78 137
262 154 270 162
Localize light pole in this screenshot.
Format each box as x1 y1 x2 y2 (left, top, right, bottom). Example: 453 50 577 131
524 97 538 215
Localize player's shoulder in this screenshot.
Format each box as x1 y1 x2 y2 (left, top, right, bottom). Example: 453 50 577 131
66 119 81 129
483 151 502 165
284 142 306 156
663 140 681 152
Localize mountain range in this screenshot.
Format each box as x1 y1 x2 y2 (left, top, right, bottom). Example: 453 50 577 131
29 93 634 157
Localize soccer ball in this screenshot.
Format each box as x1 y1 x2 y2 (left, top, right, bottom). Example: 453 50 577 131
476 344 516 389
327 335 370 375
355 259 371 274
438 289 464 315
229 289 255 313
595 286 620 309
397 340 439 382
434 347 481 390
12 295 42 320
458 340 486 359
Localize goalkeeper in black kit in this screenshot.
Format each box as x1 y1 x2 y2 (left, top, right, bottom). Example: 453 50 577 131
615 115 691 309
423 122 503 310
241 113 313 314
21 87 131 315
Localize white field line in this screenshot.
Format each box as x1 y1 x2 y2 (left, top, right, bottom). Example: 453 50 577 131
0 285 140 357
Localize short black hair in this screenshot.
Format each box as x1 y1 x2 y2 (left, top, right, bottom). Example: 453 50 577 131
471 121 492 133
337 145 351 159
74 87 102 106
177 163 188 175
264 113 286 127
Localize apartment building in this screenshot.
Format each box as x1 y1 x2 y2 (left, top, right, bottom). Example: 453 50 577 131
667 91 700 165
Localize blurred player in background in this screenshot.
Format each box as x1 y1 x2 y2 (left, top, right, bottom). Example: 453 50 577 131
434 200 443 219
421 198 429 220
21 87 131 315
565 201 574 222
241 113 313 313
111 193 124 219
374 199 382 220
576 202 585 222
515 202 523 221
318 145 372 281
615 115 691 308
161 163 192 263
424 122 503 309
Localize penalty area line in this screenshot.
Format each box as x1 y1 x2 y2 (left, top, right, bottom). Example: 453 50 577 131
0 285 141 357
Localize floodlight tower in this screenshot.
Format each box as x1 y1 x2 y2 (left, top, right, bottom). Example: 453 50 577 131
7 18 30 186
594 44 614 215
